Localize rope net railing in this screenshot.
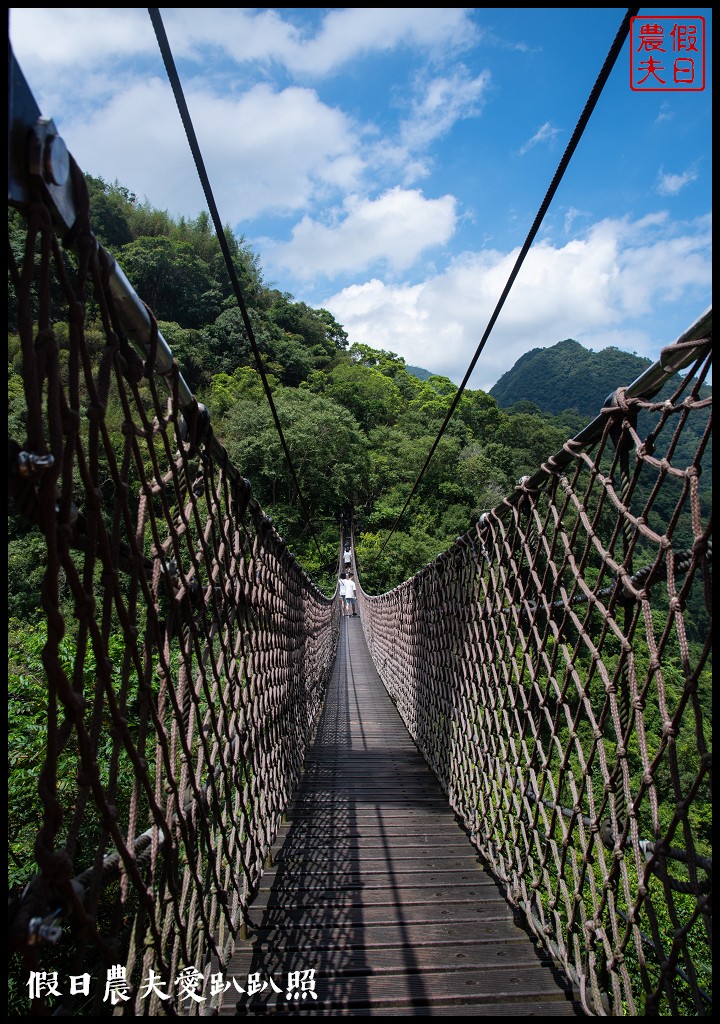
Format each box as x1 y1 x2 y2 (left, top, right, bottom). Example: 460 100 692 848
8 168 339 1014
356 315 712 1017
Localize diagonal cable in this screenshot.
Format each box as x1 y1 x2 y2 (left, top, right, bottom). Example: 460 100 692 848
148 7 324 564
371 6 640 566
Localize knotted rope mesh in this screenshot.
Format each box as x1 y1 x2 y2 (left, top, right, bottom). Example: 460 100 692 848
8 177 339 1014
357 338 712 1016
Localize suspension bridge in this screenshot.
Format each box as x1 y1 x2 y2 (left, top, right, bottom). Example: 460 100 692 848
7 20 712 1019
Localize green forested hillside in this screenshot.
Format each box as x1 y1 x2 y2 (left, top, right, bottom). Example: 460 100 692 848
489 338 655 416
7 175 708 602
8 176 584 599
405 364 433 381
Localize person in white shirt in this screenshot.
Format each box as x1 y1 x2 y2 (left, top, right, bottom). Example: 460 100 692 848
343 545 352 570
345 574 357 617
338 573 348 616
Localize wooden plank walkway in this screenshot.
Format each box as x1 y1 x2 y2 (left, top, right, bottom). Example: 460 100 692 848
219 616 583 1016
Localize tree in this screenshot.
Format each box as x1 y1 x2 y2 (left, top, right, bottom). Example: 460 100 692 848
325 363 403 431
268 296 346 366
156 320 209 395
315 308 349 351
354 527 449 594
402 376 458 427
212 224 265 308
209 366 278 417
457 443 512 512
118 236 222 328
458 388 503 438
218 388 371 529
349 343 405 375
496 412 569 471
84 174 136 248
200 308 254 376
270 335 315 386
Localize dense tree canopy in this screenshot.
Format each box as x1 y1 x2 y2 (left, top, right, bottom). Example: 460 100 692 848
220 386 371 523
118 236 223 328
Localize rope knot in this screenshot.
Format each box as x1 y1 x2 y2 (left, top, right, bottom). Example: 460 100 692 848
118 342 146 384
609 386 631 411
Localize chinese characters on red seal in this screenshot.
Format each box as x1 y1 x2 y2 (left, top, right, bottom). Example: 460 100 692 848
630 16 705 91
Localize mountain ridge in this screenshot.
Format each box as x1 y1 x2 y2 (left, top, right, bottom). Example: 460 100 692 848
489 340 657 418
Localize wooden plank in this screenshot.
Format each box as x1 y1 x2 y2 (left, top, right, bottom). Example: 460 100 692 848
235 920 534 953
250 883 496 909
245 902 524 929
224 966 576 1006
226 1000 580 1016
229 940 552 973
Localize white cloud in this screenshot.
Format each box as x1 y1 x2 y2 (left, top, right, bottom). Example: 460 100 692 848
255 7 479 76
52 79 363 222
10 8 477 80
160 8 305 65
399 68 492 149
9 8 479 227
655 168 699 196
9 8 155 67
264 188 458 279
518 121 562 156
563 207 590 234
323 213 712 392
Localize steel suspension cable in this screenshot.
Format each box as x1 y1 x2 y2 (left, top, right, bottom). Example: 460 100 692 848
371 6 640 566
148 7 325 564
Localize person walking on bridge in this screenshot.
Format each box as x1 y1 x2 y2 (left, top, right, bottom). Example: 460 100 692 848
338 572 348 616
345 573 357 617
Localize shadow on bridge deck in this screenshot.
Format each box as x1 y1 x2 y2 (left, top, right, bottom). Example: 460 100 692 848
219 616 583 1016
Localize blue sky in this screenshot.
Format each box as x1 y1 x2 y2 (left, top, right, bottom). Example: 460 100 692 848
9 8 712 393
